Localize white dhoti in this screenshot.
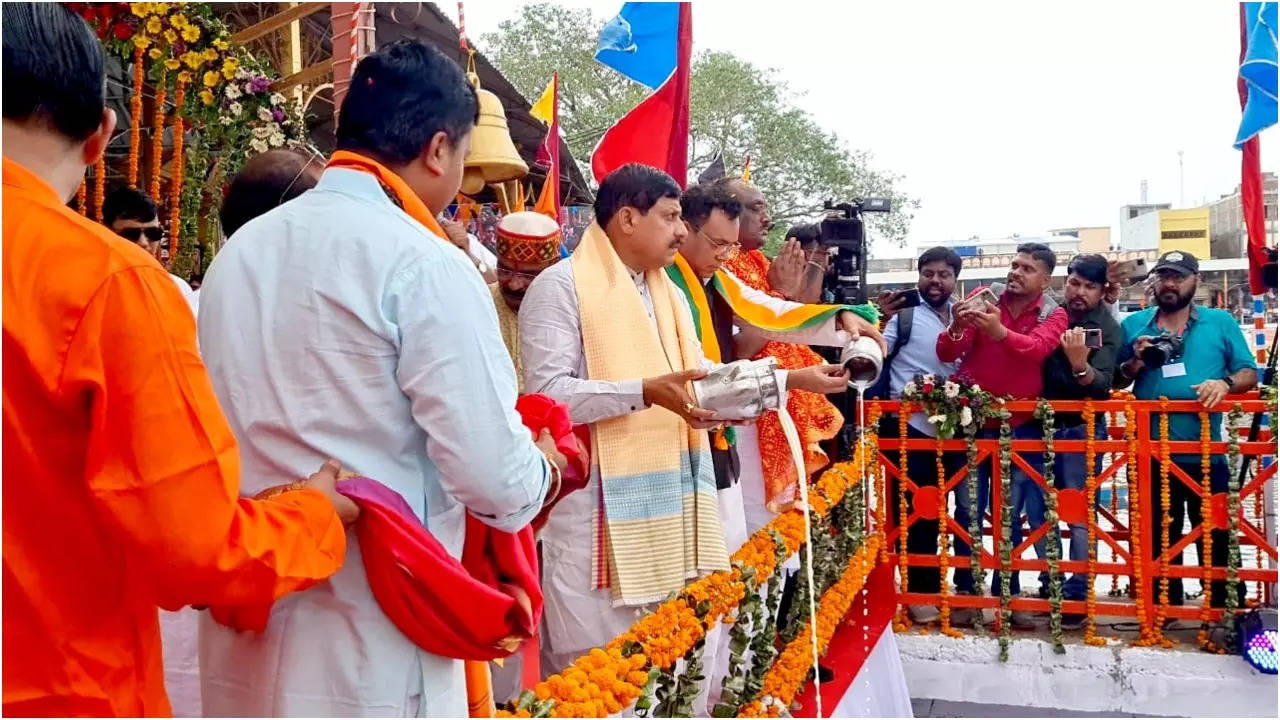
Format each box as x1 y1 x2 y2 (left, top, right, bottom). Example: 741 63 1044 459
160 608 202 717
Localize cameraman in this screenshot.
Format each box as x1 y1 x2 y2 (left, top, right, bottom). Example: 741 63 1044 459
1038 254 1120 626
1116 250 1257 609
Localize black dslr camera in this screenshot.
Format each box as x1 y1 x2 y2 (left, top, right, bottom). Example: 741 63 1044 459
1141 333 1184 368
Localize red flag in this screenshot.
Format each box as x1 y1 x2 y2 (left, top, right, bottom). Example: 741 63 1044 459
534 73 560 220
1239 4 1269 295
590 3 692 187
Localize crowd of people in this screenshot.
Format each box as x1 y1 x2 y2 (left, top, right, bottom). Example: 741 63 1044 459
872 236 1258 629
1 3 1263 718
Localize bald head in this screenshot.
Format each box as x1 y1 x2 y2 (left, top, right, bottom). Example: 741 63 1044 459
220 149 322 237
718 178 769 250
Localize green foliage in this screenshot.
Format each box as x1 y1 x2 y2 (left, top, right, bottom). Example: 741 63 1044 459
480 3 918 246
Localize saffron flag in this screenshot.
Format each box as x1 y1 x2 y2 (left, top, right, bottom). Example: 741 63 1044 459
1237 2 1277 294
532 73 560 222
590 2 692 187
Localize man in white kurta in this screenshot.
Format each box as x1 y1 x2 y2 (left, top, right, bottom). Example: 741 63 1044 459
196 41 551 716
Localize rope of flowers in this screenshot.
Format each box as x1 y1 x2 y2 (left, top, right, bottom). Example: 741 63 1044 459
1107 411 1121 597
870 403 888 565
737 535 881 718
935 435 962 638
149 73 166 205
168 75 188 263
1034 400 1065 654
963 423 982 606
713 533 789 717
500 461 869 718
997 413 1014 662
894 403 912 631
1197 411 1218 652
1151 397 1173 647
93 156 106 222
1120 394 1156 645
77 179 88 216
128 44 144 187
1223 403 1244 651
1083 400 1106 646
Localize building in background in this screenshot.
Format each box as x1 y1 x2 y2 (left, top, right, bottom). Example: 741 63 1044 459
1048 225 1111 253
1117 205 1210 257
1209 171 1278 259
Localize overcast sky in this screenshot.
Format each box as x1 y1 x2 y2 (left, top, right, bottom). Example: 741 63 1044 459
455 0 1277 257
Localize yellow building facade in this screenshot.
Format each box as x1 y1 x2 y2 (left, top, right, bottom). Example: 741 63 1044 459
1157 208 1210 257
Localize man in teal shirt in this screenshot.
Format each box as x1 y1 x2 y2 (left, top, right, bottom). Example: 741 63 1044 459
1116 250 1257 612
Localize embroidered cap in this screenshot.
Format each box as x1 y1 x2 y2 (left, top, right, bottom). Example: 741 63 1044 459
496 211 562 264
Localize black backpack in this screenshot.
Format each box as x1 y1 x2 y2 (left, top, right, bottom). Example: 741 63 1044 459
866 306 914 400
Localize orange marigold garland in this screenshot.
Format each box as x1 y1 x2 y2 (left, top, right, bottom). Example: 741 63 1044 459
1197 411 1216 651
500 461 871 718
76 178 88 216
128 44 144 188
92 155 106 222
936 435 961 638
1083 400 1106 646
1152 398 1174 647
1107 410 1121 597
1120 393 1155 645
738 535 882 718
168 76 188 267
894 403 912 630
150 73 167 207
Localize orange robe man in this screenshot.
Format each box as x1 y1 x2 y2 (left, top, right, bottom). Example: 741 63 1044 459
2 6 349 715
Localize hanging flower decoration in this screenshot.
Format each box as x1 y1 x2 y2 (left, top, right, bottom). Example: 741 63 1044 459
1152 397 1174 647
1197 411 1218 652
1083 400 1106 647
1223 403 1244 651
1106 410 1122 598
900 373 998 440
77 179 88 217
893 403 912 632
1033 400 1065 654
935 435 962 639
1115 391 1156 645
66 2 306 277
963 421 984 602
997 414 1014 662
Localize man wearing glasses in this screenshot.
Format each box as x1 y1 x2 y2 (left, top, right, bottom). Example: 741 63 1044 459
489 211 564 392
102 186 197 313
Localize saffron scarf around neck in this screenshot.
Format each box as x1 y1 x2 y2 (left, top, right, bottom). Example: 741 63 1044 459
326 150 447 239
570 222 728 605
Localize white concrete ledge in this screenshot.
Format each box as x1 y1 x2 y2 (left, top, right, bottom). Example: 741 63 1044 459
897 633 1278 718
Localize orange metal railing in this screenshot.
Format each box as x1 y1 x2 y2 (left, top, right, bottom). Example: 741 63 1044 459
870 395 1276 630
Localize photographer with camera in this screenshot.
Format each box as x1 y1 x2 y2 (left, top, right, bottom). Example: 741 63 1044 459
1116 250 1257 611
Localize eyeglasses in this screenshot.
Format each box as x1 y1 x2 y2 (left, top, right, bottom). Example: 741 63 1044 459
117 226 164 244
496 267 543 283
696 227 740 253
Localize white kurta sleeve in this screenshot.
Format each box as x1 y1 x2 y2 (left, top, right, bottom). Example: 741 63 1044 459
519 263 648 424
390 252 549 532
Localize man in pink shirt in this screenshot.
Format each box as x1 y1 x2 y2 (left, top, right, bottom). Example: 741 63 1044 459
935 242 1067 620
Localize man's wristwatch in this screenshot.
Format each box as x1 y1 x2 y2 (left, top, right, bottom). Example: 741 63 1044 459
1220 376 1234 392
1073 366 1090 378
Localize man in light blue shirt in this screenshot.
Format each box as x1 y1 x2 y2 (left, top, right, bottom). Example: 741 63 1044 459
1116 250 1257 611
197 41 557 716
875 247 966 624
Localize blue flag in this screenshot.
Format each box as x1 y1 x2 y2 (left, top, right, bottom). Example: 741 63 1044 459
594 2 681 90
1235 2 1278 148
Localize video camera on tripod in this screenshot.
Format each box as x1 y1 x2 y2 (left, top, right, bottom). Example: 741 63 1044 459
819 198 891 305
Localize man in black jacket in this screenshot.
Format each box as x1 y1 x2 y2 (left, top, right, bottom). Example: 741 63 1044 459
1037 253 1121 624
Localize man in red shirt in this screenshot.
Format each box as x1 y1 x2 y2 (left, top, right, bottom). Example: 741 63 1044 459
935 242 1067 613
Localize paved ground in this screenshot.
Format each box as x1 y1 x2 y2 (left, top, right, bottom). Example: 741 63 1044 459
911 699 1158 717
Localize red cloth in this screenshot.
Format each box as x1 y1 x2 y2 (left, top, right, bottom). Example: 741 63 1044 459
212 395 589 661
517 394 591 533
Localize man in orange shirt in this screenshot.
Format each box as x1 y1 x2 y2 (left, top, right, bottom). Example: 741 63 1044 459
1 5 354 716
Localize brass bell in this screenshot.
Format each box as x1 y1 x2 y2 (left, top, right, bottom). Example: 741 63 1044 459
461 72 528 195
